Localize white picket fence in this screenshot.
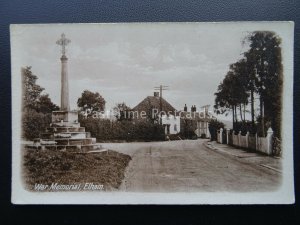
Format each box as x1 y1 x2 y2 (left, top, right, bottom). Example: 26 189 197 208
217 127 274 155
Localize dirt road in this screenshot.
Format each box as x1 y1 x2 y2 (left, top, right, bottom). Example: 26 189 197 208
102 140 281 192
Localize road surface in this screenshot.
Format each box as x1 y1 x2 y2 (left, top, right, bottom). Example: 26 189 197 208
102 140 281 192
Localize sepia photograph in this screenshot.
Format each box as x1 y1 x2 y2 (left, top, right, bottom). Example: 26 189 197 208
11 22 294 204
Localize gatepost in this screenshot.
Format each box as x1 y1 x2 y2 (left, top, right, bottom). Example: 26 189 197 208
220 128 223 144
246 131 249 148
266 127 274 155
226 128 230 144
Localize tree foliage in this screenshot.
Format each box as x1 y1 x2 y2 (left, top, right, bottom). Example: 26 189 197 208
208 119 225 141
113 102 132 121
36 94 60 113
214 61 249 122
22 66 44 110
214 31 283 138
22 109 52 140
246 31 283 137
77 90 106 114
21 66 59 140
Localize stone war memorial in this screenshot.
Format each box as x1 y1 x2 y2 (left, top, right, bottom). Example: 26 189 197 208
31 33 101 152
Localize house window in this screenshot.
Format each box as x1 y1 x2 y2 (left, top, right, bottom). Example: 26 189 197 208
174 124 177 132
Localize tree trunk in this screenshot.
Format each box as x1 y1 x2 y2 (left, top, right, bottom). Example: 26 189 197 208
243 103 246 122
260 96 265 137
239 104 243 121
251 89 255 126
234 105 238 123
232 105 235 128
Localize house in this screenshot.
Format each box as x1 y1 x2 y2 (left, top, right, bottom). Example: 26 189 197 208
132 92 212 138
132 92 179 135
179 106 212 138
161 114 181 135
132 92 176 119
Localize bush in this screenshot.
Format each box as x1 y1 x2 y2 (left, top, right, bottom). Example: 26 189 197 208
233 121 257 135
272 136 281 156
80 118 165 142
167 134 182 141
22 109 51 140
200 133 206 139
180 119 198 139
208 119 224 141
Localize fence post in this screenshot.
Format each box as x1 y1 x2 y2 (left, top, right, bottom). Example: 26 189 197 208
246 131 249 148
220 128 223 144
267 127 274 155
255 132 258 151
238 131 241 147
226 128 230 145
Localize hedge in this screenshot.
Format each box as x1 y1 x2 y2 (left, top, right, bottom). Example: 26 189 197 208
80 118 165 142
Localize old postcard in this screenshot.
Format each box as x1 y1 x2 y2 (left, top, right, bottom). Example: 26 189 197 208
11 22 294 204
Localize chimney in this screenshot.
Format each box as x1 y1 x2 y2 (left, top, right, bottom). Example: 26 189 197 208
205 107 208 117
191 105 197 112
154 92 159 97
184 104 187 112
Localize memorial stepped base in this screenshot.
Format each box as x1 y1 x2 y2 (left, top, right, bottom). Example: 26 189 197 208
26 110 102 153
29 142 102 152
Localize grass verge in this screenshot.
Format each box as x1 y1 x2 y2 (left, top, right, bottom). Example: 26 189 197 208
22 148 131 191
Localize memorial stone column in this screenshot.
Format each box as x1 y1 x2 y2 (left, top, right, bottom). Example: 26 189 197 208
56 33 71 111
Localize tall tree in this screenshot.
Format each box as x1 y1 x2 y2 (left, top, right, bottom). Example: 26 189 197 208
113 102 132 121
245 31 283 137
22 66 44 111
229 59 250 122
243 51 257 126
21 66 58 139
214 63 249 127
77 90 106 115
36 94 60 113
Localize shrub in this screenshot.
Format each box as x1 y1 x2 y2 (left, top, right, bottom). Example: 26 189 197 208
200 133 206 139
22 109 51 140
208 119 224 141
79 118 165 142
233 121 257 135
272 136 281 156
167 134 182 141
180 119 198 139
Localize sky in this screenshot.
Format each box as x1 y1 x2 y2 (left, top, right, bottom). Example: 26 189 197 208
11 22 290 122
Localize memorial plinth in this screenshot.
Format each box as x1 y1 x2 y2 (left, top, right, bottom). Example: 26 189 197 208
37 110 101 152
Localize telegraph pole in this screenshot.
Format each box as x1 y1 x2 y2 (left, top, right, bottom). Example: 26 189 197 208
154 85 169 123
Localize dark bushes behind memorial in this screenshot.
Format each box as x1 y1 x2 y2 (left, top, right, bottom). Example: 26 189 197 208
22 109 52 140
80 117 165 142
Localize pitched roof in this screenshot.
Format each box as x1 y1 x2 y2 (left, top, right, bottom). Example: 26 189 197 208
132 96 177 114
